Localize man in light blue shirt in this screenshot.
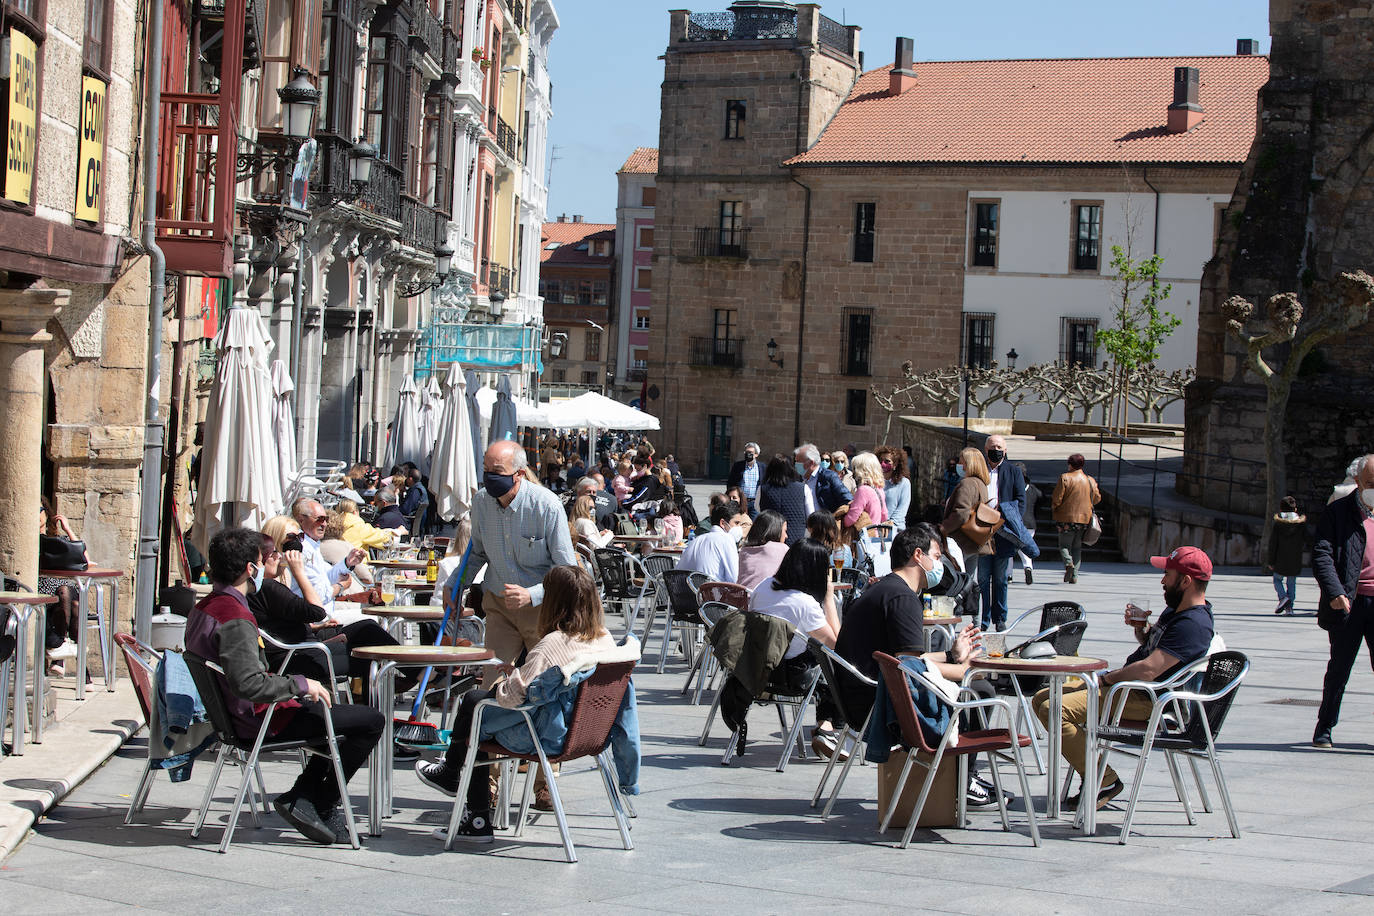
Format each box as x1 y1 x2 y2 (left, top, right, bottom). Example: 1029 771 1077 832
679 500 743 583
470 440 577 687
290 498 366 614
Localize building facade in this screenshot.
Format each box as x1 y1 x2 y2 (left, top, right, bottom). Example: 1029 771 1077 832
538 216 613 397
613 147 656 403
649 3 1266 478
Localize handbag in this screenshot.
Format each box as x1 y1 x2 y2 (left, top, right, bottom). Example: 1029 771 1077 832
1083 513 1103 547
958 503 1004 548
39 534 88 571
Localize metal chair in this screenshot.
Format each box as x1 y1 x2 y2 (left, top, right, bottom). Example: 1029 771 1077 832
873 651 1040 847
836 566 870 618
697 607 819 771
807 638 878 818
182 651 361 853
444 659 637 863
1093 651 1248 844
697 580 750 611
1004 601 1085 638
635 553 679 665
115 633 167 823
258 630 353 704
661 570 712 697
593 547 655 634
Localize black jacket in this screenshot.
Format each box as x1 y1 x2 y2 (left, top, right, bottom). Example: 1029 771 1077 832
1312 492 1367 630
726 459 760 492
988 459 1026 557
1268 514 1308 577
591 490 617 529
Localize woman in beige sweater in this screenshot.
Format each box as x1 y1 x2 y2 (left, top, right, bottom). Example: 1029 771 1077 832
940 447 994 569
416 565 624 841
1051 452 1101 583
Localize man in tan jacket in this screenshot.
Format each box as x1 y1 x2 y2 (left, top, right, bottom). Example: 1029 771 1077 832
1051 453 1101 583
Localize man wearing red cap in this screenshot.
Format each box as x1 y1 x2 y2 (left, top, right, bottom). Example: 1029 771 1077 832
1033 546 1216 810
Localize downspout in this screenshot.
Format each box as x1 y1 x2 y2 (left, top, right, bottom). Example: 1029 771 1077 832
788 175 811 449
135 0 167 643
1141 167 1161 255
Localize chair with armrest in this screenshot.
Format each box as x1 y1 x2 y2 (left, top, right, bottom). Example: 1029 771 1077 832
661 569 712 693
635 553 679 664
806 638 877 818
1003 601 1085 639
115 633 167 824
594 547 655 635
258 630 353 704
872 651 1040 848
697 580 750 611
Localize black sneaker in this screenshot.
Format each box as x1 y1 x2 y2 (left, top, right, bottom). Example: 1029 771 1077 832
1275 598 1290 615
972 773 1014 804
434 810 494 845
965 778 998 808
416 761 461 797
273 795 336 845
1068 778 1124 811
321 806 360 845
1024 568 1033 585
393 741 421 763
1313 728 1333 749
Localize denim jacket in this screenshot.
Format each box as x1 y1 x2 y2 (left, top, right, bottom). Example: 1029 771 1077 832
151 651 215 781
864 656 951 763
479 662 642 795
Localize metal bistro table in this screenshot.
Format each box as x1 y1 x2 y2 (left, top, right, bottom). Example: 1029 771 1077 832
1 591 57 754
923 614 961 644
367 605 445 641
371 559 429 572
967 654 1109 835
352 644 496 836
38 567 122 699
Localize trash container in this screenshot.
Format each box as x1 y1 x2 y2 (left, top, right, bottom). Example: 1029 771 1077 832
150 609 186 653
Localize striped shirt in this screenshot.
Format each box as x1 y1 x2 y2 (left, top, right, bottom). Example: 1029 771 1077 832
470 478 577 607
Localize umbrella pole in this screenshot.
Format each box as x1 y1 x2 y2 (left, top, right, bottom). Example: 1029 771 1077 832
409 541 473 719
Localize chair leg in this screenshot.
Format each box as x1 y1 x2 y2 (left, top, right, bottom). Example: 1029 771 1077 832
721 728 740 765
444 735 484 851
537 754 577 864
821 733 864 819
699 689 723 746
596 750 634 851
125 766 157 824
1206 745 1242 839
811 735 843 807
955 754 968 829
192 745 231 838
878 750 917 834
1011 682 1046 775
656 612 673 674
1117 732 1159 845
691 645 713 705
681 645 702 695
1007 736 1041 847
986 751 1010 831
324 744 361 850
1187 754 1214 813
899 751 944 849
513 763 536 836
1164 752 1196 825
218 760 257 853
254 763 271 818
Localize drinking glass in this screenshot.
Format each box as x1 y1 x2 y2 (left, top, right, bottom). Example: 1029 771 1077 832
379 573 397 606
983 633 1007 659
653 518 665 536
1126 599 1151 626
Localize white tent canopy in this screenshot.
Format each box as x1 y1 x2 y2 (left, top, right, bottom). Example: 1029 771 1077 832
543 392 660 431
474 384 551 427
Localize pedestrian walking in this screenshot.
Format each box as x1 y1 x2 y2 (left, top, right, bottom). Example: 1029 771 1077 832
1015 463 1041 585
1267 495 1306 614
1051 453 1100 584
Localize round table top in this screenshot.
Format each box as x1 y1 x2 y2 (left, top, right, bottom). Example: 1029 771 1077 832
651 545 686 553
613 534 665 542
969 654 1108 674
368 606 445 621
833 583 853 592
351 644 494 664
0 591 58 604
372 559 429 570
392 579 434 588
923 615 961 626
39 567 122 579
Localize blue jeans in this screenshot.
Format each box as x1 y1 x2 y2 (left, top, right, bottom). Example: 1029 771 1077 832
1273 574 1297 605
977 553 1011 629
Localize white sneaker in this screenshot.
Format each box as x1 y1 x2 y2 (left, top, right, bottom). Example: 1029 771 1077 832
47 639 78 660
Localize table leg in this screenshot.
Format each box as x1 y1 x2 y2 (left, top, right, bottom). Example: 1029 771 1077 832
1081 674 1100 836
75 577 91 701
11 607 31 754
367 660 396 837
1046 675 1062 820
105 581 118 691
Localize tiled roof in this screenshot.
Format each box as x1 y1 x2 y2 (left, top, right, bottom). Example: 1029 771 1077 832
618 147 659 174
541 221 615 264
786 55 1269 167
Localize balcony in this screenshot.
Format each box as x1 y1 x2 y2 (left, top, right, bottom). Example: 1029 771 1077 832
692 227 750 259
442 27 460 75
400 196 445 252
410 2 442 57
157 93 235 275
511 0 524 30
310 134 354 208
495 116 518 160
689 336 745 369
685 8 796 42
359 162 402 223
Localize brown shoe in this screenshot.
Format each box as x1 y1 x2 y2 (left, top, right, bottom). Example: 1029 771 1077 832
533 784 555 812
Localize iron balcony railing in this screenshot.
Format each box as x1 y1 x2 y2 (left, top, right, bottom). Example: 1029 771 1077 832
410 1 442 57
496 116 519 159
689 336 745 369
625 368 647 382
817 14 854 56
693 226 749 258
361 162 402 223
511 0 524 30
686 8 796 42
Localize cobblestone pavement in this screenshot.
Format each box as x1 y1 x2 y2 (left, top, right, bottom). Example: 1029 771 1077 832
4 559 1374 914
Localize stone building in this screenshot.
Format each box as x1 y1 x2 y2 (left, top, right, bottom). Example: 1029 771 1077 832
612 147 656 403
0 0 148 600
538 216 614 396
649 3 1266 478
1185 0 1374 519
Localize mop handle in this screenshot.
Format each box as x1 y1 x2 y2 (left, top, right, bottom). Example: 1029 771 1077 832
408 540 473 719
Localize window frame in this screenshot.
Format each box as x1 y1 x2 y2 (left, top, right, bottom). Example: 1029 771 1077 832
1072 201 1103 272
584 329 601 362
963 312 995 369
635 266 652 291
713 308 736 344
1060 317 1099 368
844 389 868 428
724 99 746 139
636 225 653 250
970 199 999 269
640 185 656 207
841 307 873 377
633 312 650 331
852 201 875 263
81 0 112 79
718 200 744 254
592 279 608 305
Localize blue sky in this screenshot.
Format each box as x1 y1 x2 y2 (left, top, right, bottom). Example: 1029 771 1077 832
543 0 1270 222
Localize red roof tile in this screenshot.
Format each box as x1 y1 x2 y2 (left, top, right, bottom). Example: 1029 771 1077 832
786 55 1269 167
618 147 659 174
541 221 615 264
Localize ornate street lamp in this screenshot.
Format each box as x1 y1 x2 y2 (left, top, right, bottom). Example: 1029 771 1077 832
766 337 784 369
278 68 321 141
1005 348 1019 370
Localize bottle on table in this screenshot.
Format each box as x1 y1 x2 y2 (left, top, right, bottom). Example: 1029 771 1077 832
425 549 438 584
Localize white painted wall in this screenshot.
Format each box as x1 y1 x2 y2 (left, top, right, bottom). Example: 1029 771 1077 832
962 187 1228 421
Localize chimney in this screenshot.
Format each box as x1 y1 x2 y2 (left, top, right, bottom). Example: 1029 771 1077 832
572 214 583 223
557 214 567 222
1236 38 1259 55
1166 66 1203 133
889 37 916 96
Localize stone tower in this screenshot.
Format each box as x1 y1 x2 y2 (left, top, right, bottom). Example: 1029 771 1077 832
1184 0 1374 516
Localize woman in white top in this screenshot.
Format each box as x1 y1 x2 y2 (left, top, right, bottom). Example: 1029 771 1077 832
568 494 614 549
746 538 845 754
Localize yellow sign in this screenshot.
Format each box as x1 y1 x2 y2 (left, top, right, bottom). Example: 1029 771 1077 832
75 76 106 222
5 29 38 205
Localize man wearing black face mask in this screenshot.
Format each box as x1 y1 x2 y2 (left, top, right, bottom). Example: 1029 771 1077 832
977 434 1025 631
470 440 578 689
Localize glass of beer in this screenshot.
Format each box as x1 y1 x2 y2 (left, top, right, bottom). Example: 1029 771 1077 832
379 573 397 607
983 633 1007 659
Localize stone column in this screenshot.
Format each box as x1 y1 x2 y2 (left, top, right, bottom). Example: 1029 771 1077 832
0 288 67 585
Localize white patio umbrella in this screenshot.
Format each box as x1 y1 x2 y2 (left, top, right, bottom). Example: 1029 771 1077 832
382 374 425 470
419 374 443 462
191 308 285 551
474 384 552 428
542 391 661 431
270 359 298 499
428 364 479 521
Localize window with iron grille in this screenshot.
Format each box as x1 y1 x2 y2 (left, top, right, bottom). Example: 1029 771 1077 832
582 370 597 386
1074 203 1102 271
971 201 998 268
593 280 608 305
841 308 873 376
724 99 746 139
963 313 995 368
845 389 867 427
1059 317 1098 368
584 330 601 361
853 202 875 263
719 201 744 254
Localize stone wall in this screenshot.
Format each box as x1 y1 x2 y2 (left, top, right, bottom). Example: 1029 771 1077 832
1186 0 1374 520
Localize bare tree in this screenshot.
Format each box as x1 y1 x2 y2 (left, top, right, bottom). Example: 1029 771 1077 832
1223 270 1374 554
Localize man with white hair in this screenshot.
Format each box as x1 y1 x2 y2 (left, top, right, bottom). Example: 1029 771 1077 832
795 443 849 513
726 442 763 517
290 498 366 614
1312 453 1374 748
575 474 617 531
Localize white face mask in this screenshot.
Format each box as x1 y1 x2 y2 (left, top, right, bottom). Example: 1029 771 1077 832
729 525 745 544
1362 488 1374 510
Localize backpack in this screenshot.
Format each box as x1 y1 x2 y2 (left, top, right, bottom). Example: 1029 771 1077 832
613 512 639 536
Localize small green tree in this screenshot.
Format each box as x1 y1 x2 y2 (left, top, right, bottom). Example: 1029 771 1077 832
1096 245 1180 435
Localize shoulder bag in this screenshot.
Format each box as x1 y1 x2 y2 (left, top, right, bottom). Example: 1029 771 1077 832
958 503 1004 548
39 534 89 571
1083 512 1103 547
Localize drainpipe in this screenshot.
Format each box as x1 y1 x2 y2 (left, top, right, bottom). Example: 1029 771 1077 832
1141 167 1161 255
788 175 812 448
135 0 167 644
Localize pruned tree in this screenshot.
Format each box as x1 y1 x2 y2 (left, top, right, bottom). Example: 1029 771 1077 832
1097 245 1181 435
1128 365 1194 423
1223 270 1374 555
